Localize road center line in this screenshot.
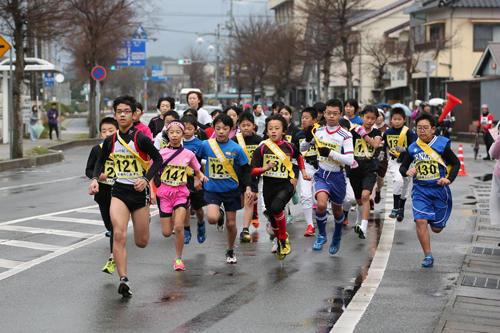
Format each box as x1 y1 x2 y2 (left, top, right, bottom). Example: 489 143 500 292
331 178 396 332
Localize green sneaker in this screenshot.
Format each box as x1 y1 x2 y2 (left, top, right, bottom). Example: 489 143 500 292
102 259 116 275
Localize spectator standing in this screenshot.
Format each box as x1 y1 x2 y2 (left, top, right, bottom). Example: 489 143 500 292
47 103 59 140
29 105 39 141
253 104 267 136
478 104 495 160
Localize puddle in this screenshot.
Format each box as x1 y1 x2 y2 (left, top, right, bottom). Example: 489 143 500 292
475 174 493 181
462 202 477 205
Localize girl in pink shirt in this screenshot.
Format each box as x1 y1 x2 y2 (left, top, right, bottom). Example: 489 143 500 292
154 121 208 270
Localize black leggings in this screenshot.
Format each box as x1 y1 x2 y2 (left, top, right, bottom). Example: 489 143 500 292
95 187 113 254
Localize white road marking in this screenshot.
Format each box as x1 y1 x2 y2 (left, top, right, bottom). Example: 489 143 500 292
332 177 396 332
0 205 97 226
0 176 84 191
0 239 62 252
0 225 93 238
76 209 102 214
38 216 103 226
0 259 23 269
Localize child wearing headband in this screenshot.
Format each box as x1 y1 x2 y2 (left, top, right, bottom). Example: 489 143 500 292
153 121 209 271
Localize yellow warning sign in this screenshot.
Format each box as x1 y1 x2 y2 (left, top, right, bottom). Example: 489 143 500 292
0 35 12 59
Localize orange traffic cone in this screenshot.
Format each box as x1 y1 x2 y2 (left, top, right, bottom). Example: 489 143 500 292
457 143 468 176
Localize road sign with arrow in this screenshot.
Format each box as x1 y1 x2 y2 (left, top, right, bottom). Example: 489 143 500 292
0 35 11 59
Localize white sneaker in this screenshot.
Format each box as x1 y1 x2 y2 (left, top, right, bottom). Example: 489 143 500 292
271 237 278 253
266 222 274 235
225 250 237 264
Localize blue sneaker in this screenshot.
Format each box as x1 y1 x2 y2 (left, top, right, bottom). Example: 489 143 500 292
329 237 341 255
287 214 293 224
197 221 207 243
292 190 299 205
312 235 327 251
184 230 192 244
389 209 398 218
422 255 434 267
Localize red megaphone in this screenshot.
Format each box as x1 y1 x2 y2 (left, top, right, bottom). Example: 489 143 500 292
438 93 462 123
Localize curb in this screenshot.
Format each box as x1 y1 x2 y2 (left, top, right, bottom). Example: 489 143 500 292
0 138 100 173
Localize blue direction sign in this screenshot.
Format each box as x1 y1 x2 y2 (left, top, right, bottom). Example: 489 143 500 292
115 40 146 67
151 65 166 81
142 76 149 81
44 73 54 87
132 24 148 42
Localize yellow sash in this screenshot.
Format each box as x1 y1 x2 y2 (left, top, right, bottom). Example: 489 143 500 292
208 139 239 184
236 133 251 165
99 143 114 185
263 139 295 179
416 139 452 178
311 126 343 166
116 133 149 172
302 124 321 158
391 126 409 158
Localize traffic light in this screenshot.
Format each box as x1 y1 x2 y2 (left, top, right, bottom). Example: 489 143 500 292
178 59 192 65
111 66 116 70
110 66 122 70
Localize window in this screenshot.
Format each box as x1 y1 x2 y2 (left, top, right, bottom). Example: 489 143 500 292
412 26 426 45
430 24 444 42
474 25 493 52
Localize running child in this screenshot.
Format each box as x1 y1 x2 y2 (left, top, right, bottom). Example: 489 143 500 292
183 108 209 140
399 113 460 267
339 118 356 226
154 110 180 149
89 95 162 297
349 105 382 239
232 112 263 242
344 99 363 126
134 102 153 140
155 121 208 271
85 117 118 274
293 107 319 236
252 114 311 260
197 114 253 264
300 99 354 255
372 110 390 207
181 114 209 244
381 107 417 221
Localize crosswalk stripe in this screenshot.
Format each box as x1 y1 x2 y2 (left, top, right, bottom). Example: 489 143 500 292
0 259 24 269
0 226 93 238
76 209 102 214
0 239 62 252
39 216 103 225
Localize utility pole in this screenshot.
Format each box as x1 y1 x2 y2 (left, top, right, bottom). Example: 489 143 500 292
215 24 220 106
228 0 234 93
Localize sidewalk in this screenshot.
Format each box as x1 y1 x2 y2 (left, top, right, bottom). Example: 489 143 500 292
435 179 500 332
0 118 90 160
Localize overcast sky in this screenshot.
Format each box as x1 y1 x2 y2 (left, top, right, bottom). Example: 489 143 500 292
145 0 270 59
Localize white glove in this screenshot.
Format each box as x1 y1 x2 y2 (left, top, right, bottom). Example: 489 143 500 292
378 151 385 161
395 145 406 153
447 128 452 133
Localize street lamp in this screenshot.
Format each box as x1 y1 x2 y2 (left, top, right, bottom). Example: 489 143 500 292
196 37 204 45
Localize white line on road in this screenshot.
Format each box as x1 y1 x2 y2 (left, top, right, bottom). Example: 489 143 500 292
39 216 103 226
0 204 97 227
332 178 396 332
0 239 62 252
0 259 24 269
0 176 84 191
0 225 93 238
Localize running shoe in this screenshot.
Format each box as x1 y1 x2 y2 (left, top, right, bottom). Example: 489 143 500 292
197 222 207 243
422 255 434 267
240 228 251 242
370 199 375 211
190 207 195 216
354 223 366 239
329 237 341 255
118 277 132 297
304 225 315 236
396 209 404 222
105 231 111 238
276 239 285 261
251 212 259 228
184 230 191 244
312 234 327 251
375 191 381 204
266 222 274 236
217 207 225 232
343 211 349 226
287 214 293 224
174 257 185 271
280 233 291 255
226 249 237 264
292 190 299 205
102 259 116 275
389 209 398 218
271 237 278 253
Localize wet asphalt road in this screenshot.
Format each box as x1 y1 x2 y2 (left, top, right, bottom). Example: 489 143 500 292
0 143 488 332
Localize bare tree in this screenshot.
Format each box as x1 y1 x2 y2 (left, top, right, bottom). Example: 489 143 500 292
363 36 396 103
181 46 209 90
0 0 66 158
63 0 137 138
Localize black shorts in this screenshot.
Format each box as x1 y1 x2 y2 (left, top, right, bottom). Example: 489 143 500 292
350 166 377 199
238 176 259 194
292 165 299 179
111 182 150 212
263 180 294 211
95 183 112 206
186 176 207 210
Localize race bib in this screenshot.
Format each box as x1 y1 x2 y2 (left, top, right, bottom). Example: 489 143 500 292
113 153 142 179
99 159 115 185
285 134 293 142
299 139 318 156
208 157 233 179
386 135 406 150
161 165 187 186
161 140 168 149
415 160 440 181
354 139 375 158
246 144 258 158
263 154 288 179
316 139 339 163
